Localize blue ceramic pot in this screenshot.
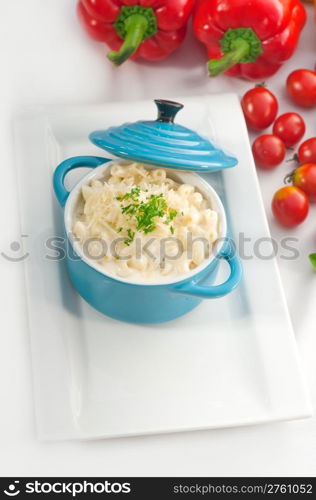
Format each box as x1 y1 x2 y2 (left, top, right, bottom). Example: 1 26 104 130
53 155 242 324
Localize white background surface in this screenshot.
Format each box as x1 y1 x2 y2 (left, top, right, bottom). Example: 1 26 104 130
0 0 316 476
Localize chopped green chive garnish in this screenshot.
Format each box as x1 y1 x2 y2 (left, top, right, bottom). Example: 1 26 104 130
164 208 178 225
136 194 167 233
117 186 178 241
116 186 141 202
121 203 139 216
124 229 135 246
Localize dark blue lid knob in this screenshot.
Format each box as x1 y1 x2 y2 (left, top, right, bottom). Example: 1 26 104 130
154 99 184 123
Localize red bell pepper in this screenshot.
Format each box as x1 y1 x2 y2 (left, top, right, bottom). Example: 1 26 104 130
193 0 306 80
78 0 194 66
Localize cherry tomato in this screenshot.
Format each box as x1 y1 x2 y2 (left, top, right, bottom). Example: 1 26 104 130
292 164 316 202
286 69 316 107
272 186 309 227
241 87 278 131
273 113 305 148
297 138 316 164
252 135 286 169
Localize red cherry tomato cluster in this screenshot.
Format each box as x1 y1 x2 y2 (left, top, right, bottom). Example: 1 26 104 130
241 70 316 230
242 86 306 170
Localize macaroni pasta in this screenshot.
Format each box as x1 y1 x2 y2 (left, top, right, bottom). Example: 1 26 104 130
73 163 219 282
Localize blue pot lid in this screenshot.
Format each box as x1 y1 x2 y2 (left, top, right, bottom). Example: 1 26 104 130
89 100 238 173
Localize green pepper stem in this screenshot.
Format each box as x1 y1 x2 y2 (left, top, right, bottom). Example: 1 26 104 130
208 38 250 77
107 14 148 66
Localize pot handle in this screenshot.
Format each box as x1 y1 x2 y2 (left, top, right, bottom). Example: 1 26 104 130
174 246 242 299
53 155 111 207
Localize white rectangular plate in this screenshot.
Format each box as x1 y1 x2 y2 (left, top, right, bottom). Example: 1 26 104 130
14 94 312 440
